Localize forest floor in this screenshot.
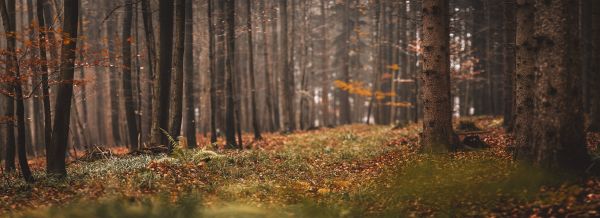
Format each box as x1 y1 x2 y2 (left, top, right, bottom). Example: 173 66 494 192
2 117 600 217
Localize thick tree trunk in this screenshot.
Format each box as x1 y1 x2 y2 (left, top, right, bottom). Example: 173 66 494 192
169 0 185 142
532 0 591 170
421 0 456 153
183 0 196 148
46 0 79 177
150 0 174 148
514 0 535 161
279 0 296 132
122 0 139 150
261 0 275 132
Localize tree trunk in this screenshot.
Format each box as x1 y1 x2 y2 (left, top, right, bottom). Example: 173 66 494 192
503 0 516 131
532 0 591 170
208 0 217 143
46 0 79 177
588 0 600 131
122 0 139 150
224 0 238 148
184 0 196 148
150 0 174 148
279 0 295 132
247 0 262 139
260 0 275 132
169 0 185 142
141 0 157 142
421 0 456 153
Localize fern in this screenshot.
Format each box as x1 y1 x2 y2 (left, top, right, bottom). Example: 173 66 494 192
159 128 179 150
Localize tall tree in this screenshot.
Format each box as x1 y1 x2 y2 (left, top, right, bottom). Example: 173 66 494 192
208 0 217 143
420 0 456 153
169 0 185 141
279 0 296 132
141 0 157 141
531 0 591 170
247 0 262 139
0 0 33 182
224 0 237 148
122 0 139 150
150 0 174 148
514 0 535 161
503 0 516 131
588 0 600 131
46 0 79 176
183 0 196 148
105 0 122 145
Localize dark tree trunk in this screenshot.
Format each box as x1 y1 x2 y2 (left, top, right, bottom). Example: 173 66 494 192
247 0 262 140
532 0 591 170
503 0 516 131
36 0 53 150
588 0 600 131
421 0 456 153
46 0 79 177
224 0 238 148
141 0 157 142
169 0 185 142
184 0 196 148
122 0 139 150
261 0 275 132
208 0 217 143
279 0 295 132
514 0 535 161
150 0 174 148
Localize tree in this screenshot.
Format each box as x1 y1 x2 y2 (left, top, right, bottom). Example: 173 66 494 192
247 0 262 140
208 0 217 143
141 0 157 140
279 0 296 132
588 0 600 132
150 0 174 148
0 0 33 182
224 0 238 148
183 0 196 148
513 0 535 161
420 0 456 153
531 0 591 170
105 0 122 146
169 0 185 141
46 0 79 177
122 0 139 150
503 0 516 131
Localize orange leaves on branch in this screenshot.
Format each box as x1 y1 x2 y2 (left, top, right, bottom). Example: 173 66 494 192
334 80 396 101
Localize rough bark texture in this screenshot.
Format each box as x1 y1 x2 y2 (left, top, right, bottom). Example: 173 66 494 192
47 0 78 176
532 0 591 170
421 0 456 153
122 0 139 150
514 0 535 161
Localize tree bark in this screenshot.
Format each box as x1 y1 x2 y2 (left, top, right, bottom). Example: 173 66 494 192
514 0 535 161
588 0 600 131
150 0 174 148
122 0 139 150
208 0 217 143
503 0 516 131
532 0 591 170
184 0 196 148
224 0 238 148
141 0 157 142
421 0 456 153
169 0 185 141
46 0 79 177
279 0 295 132
247 0 262 139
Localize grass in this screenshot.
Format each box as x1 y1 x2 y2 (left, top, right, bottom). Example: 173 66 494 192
3 120 600 217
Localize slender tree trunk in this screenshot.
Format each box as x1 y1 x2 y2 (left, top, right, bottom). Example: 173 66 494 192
224 0 237 148
588 0 600 131
421 0 456 153
169 0 185 141
261 0 275 132
279 0 295 132
247 0 262 139
46 0 78 177
1 0 15 173
141 0 157 142
122 0 139 150
503 0 516 131
37 0 52 150
150 0 174 148
208 0 217 143
514 0 535 160
184 0 196 148
532 0 591 170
